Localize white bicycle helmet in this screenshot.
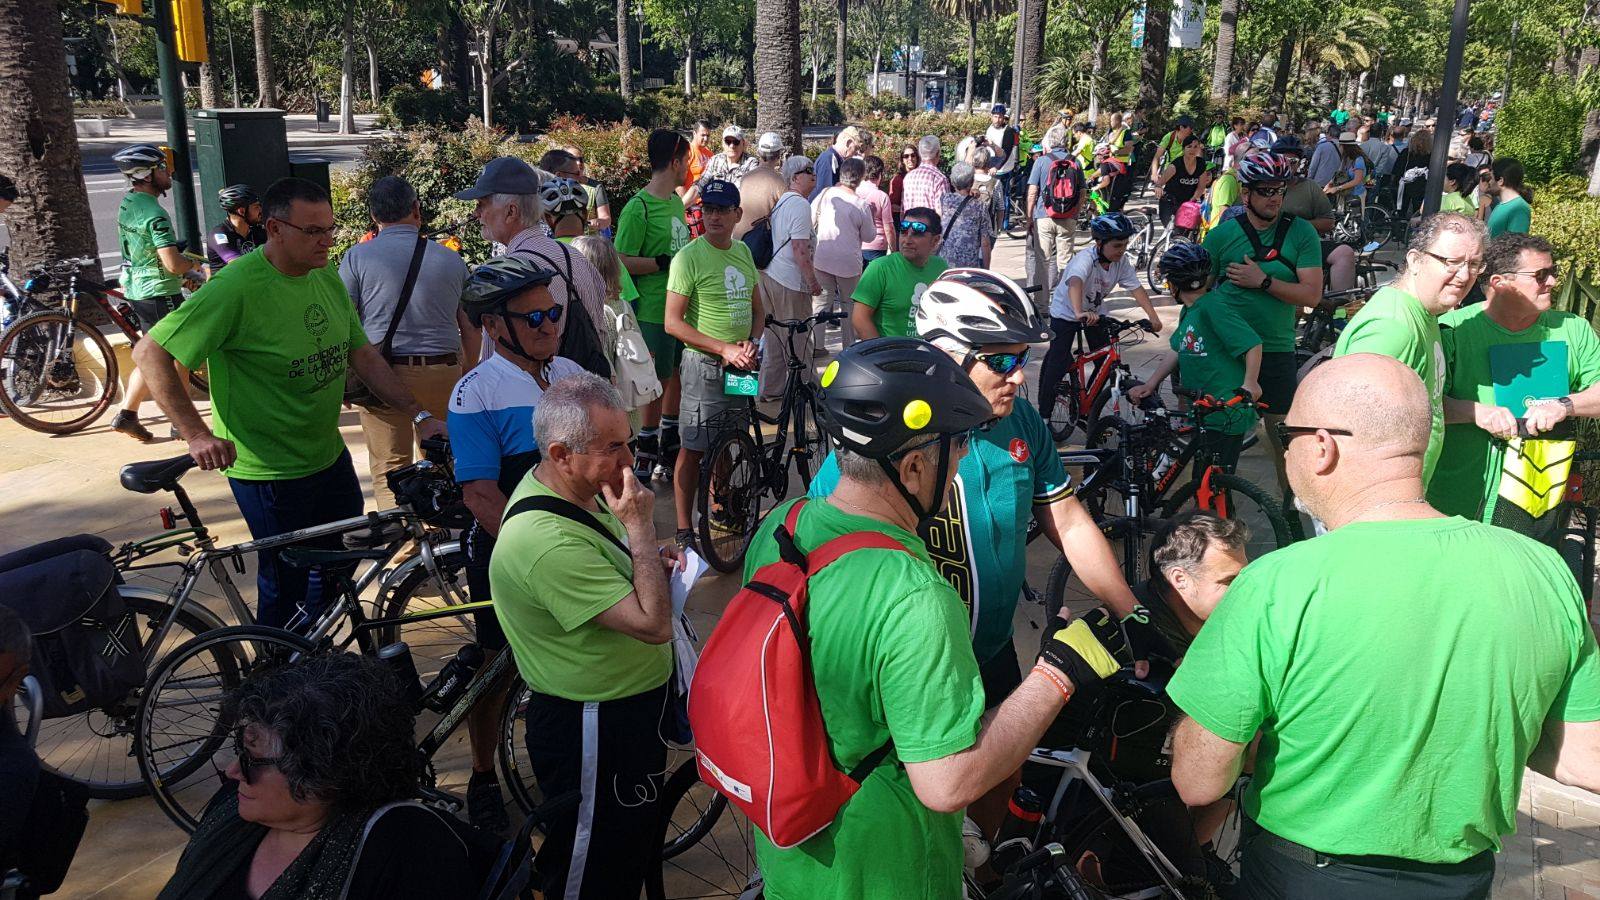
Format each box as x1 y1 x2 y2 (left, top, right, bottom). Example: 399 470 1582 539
541 177 587 217
113 144 169 181
916 268 1052 350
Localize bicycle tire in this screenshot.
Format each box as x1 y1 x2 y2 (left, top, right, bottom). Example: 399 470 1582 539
1044 517 1163 622
1295 344 1334 382
375 546 472 677
136 625 318 831
0 310 118 434
0 314 48 407
788 395 825 490
1160 471 1294 558
648 758 759 900
1044 373 1086 444
1052 779 1219 898
13 589 219 799
697 427 766 573
1144 231 1170 292
1361 206 1394 249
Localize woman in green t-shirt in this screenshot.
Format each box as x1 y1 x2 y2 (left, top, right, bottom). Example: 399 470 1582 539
1439 163 1478 217
1486 157 1532 238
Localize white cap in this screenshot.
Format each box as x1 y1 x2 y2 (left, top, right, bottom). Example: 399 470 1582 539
722 124 745 141
756 131 786 154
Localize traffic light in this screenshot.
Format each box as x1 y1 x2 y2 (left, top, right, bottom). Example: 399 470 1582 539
100 0 144 14
170 0 208 64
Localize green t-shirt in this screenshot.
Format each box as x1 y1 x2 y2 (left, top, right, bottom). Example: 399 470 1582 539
149 251 367 480
665 236 758 344
614 189 691 324
1333 286 1445 485
1202 215 1322 352
852 253 949 338
489 472 672 701
1170 295 1263 436
1487 194 1532 237
745 499 984 900
1206 172 1240 227
117 191 182 301
1429 305 1600 520
1169 516 1600 862
1440 192 1477 216
807 399 1074 664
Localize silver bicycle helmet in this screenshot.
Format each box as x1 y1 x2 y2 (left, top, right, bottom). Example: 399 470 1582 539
916 268 1051 349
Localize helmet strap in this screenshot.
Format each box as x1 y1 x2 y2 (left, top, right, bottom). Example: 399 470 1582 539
1096 242 1113 266
875 434 954 525
491 312 553 368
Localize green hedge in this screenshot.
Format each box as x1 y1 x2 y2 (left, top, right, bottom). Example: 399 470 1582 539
1531 177 1600 280
1495 85 1587 183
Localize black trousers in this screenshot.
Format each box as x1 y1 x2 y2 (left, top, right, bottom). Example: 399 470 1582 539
526 683 670 900
1038 318 1111 423
1238 819 1494 900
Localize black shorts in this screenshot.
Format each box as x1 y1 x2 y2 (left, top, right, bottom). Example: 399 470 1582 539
465 524 507 651
979 640 1024 710
1258 351 1299 415
129 293 184 331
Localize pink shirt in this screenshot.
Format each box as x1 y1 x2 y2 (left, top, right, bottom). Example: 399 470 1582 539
856 181 895 253
810 187 877 278
900 164 951 217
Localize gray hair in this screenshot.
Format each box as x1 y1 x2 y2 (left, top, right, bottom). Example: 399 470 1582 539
534 371 627 453
834 434 933 484
1403 212 1487 273
1151 512 1249 580
367 175 418 225
491 191 544 226
917 135 941 162
1043 125 1069 151
0 604 29 668
838 157 865 189
949 162 976 192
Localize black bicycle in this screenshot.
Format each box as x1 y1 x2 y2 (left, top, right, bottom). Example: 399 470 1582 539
694 310 842 572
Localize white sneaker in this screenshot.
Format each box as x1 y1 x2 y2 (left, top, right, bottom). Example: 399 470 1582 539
652 463 671 481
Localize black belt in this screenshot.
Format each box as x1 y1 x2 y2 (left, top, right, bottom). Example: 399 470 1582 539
391 353 459 366
1249 822 1493 874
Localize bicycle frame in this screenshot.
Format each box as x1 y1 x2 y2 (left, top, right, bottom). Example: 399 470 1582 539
748 314 829 488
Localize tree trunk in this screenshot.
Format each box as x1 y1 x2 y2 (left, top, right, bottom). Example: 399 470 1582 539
0 0 99 271
1088 34 1109 123
450 13 471 91
990 68 1001 106
198 0 221 108
1209 0 1237 105
683 40 695 95
1588 116 1600 196
1269 31 1293 110
1015 0 1044 119
835 0 848 99
252 3 277 107
756 0 802 154
1010 0 1024 111
479 28 495 125
338 7 356 133
1137 0 1170 116
616 0 634 98
1581 45 1600 76
963 7 976 112
811 53 820 102
367 40 379 103
871 47 882 95
1581 107 1600 191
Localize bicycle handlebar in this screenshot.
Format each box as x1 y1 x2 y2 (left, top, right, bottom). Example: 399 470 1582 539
765 310 846 331
1318 287 1375 309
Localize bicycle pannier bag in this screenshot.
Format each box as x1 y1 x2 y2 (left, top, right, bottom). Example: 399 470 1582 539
0 535 144 719
1046 157 1082 219
1174 200 1203 231
687 500 898 849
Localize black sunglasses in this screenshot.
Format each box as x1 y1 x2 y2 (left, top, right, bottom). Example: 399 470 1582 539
1248 185 1287 198
724 136 742 145
506 305 564 329
1274 422 1354 445
233 727 283 785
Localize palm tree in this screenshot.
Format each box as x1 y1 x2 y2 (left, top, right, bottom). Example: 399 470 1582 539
252 3 277 107
935 0 1004 111
1209 0 1238 106
0 0 100 270
1137 0 1170 115
834 0 848 100
757 0 802 153
617 0 634 98
1011 0 1044 118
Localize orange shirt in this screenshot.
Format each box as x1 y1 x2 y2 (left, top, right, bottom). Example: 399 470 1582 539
684 145 714 194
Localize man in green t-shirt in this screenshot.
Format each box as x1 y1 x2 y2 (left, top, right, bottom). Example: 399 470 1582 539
490 371 678 900
1432 233 1600 540
742 338 1119 900
133 177 445 628
851 207 948 339
108 143 205 443
1335 212 1487 487
663 178 764 551
1202 151 1323 494
1169 353 1600 898
616 129 694 481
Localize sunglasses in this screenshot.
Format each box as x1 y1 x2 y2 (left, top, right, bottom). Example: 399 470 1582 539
1248 185 1286 198
724 137 743 145
1509 267 1559 284
1274 422 1354 445
274 218 337 239
233 728 283 785
971 348 1030 377
898 220 936 236
893 430 973 459
903 152 917 159
505 305 564 329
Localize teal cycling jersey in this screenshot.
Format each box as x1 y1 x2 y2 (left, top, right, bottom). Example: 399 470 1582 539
809 397 1073 664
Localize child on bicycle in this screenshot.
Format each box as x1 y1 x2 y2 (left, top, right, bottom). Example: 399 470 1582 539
1129 242 1262 472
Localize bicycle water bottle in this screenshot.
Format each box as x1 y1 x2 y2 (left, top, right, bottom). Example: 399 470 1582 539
1151 450 1176 483
376 641 425 706
990 786 1043 875
421 643 485 712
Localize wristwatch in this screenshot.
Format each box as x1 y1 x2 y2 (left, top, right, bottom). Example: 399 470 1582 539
413 410 434 426
1557 396 1575 413
1258 275 1272 291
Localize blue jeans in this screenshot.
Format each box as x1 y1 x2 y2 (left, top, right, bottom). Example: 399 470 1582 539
863 249 887 265
228 450 364 629
996 170 1015 228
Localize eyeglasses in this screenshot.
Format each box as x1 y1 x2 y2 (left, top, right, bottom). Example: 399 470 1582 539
970 348 1030 377
1248 185 1286 198
898 220 936 236
1417 248 1485 275
893 430 973 459
576 440 633 458
1274 422 1354 445
274 218 337 239
233 728 283 785
1509 267 1559 284
506 305 564 329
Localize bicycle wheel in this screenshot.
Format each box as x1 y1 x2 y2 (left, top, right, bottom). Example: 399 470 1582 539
788 396 825 490
697 428 766 573
648 759 760 900
1043 373 1085 444
375 545 472 677
1144 231 1171 292
1361 205 1394 249
1053 779 1218 898
1160 471 1293 560
0 310 117 434
1044 518 1164 623
12 589 220 799
136 625 317 831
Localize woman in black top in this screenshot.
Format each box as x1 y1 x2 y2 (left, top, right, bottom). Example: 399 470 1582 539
1153 134 1208 226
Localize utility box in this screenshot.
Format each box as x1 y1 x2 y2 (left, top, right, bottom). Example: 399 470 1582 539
287 154 332 199
193 108 289 237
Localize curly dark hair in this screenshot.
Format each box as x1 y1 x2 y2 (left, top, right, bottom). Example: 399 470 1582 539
231 652 422 814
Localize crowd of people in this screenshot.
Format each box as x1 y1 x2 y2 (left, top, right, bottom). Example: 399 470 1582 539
0 92 1594 900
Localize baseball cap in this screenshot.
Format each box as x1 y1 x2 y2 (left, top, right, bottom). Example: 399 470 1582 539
781 155 814 182
723 124 745 142
700 179 741 208
991 103 1009 117
756 131 786 155
1174 115 1195 127
453 156 542 200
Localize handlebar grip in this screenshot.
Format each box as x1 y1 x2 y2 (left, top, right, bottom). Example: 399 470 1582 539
1516 418 1534 440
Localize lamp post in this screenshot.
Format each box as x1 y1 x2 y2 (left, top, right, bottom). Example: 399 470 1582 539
1423 0 1472 215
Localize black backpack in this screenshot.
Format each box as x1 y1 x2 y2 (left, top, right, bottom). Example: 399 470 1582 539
741 194 802 271
0 535 143 720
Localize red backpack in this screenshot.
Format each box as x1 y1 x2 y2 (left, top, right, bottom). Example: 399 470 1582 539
1046 155 1084 218
687 500 905 849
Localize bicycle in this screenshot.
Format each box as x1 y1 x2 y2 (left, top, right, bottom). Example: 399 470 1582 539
694 310 841 573
0 258 209 434
1121 206 1169 291
1039 316 1157 445
1328 193 1394 250
13 440 470 799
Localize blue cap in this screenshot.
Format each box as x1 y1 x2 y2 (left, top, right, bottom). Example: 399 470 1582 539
991 104 1008 117
700 179 741 208
453 156 542 200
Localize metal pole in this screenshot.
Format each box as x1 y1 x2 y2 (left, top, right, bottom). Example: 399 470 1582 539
153 0 200 250
1423 0 1471 216
1502 18 1519 107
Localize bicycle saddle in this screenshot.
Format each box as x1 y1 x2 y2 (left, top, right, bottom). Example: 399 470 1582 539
119 454 198 494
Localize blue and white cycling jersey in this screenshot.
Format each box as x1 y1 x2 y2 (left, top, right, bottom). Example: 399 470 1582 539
448 353 584 491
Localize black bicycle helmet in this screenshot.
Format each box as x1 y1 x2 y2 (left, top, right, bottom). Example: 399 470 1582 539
218 184 258 213
916 268 1052 349
1270 135 1305 156
460 256 558 327
112 143 168 179
1089 211 1136 242
1237 151 1296 186
1158 241 1211 293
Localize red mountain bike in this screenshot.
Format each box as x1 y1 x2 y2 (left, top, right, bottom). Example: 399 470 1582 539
1039 316 1156 444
